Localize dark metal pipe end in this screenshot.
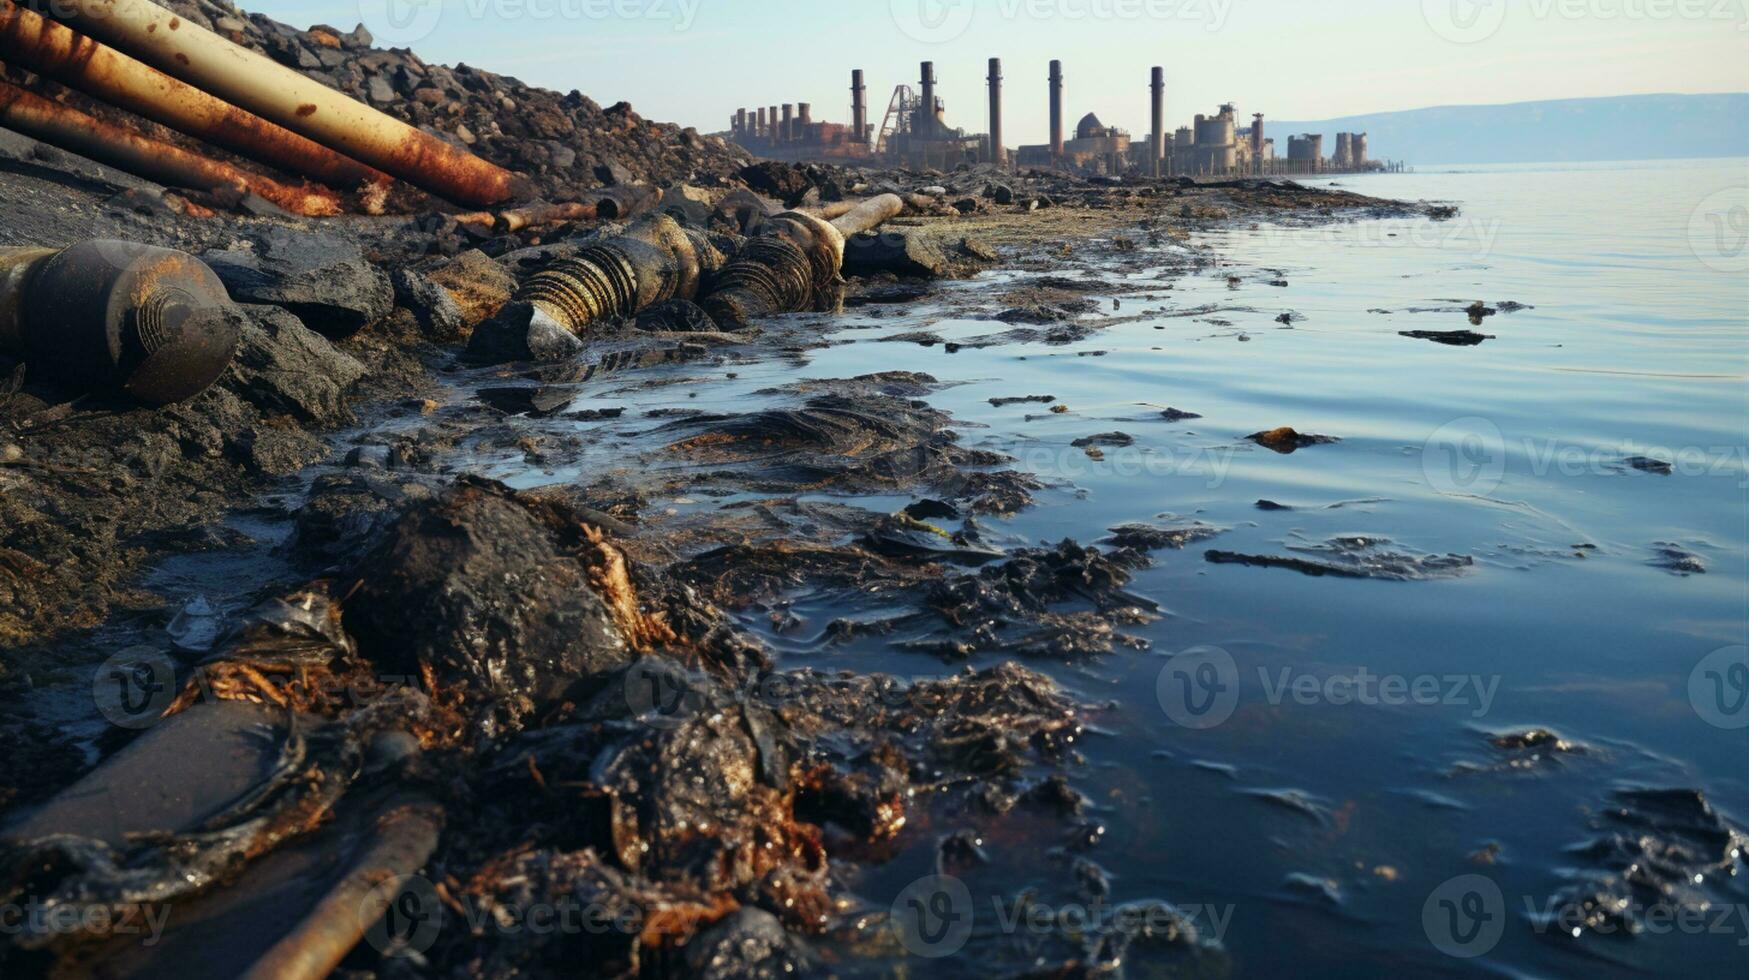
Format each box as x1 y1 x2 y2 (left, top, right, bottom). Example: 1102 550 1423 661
17 240 239 405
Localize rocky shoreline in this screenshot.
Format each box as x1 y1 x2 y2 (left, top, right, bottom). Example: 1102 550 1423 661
0 3 1459 976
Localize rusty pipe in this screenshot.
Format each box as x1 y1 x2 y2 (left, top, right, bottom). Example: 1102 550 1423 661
0 3 389 193
830 193 904 237
0 239 239 405
0 78 342 215
36 0 519 207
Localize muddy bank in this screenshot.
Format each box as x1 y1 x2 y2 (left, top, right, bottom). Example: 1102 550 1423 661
0 17 1468 970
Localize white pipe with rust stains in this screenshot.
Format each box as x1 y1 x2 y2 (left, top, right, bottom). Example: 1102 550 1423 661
36 0 519 207
830 193 905 237
0 2 389 193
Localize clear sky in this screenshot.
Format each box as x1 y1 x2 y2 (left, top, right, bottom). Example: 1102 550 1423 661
249 0 1747 142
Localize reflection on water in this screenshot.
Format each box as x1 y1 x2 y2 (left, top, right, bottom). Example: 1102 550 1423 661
549 159 1748 976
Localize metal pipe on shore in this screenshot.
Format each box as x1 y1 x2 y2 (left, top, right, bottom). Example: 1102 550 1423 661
466 213 728 362
34 0 520 207
0 2 390 194
0 78 343 215
0 239 240 405
701 193 904 329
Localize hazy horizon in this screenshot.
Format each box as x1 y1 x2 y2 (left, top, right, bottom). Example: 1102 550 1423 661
244 0 1748 146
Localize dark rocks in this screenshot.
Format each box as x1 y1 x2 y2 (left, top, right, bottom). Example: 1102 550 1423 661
685 909 811 979
842 230 950 279
1649 543 1707 575
1205 536 1474 581
1103 522 1225 551
736 161 815 207
1620 455 1674 475
424 249 517 329
1072 432 1134 449
390 268 467 342
1246 427 1341 453
1161 408 1202 422
223 305 365 426
1401 329 1493 346
202 233 393 339
345 479 634 733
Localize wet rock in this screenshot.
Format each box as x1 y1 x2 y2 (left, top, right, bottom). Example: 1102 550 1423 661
202 233 393 339
224 305 365 426
345 478 634 733
1206 537 1474 581
1255 499 1294 511
1618 455 1674 476
1160 407 1202 422
1401 329 1493 346
842 230 949 279
1649 543 1706 575
425 249 517 328
1071 432 1134 449
1103 522 1225 551
685 908 812 979
989 395 1055 407
391 268 467 342
1247 427 1341 454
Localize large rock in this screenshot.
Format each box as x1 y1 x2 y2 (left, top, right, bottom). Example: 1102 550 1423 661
224 305 366 426
424 249 516 328
345 479 632 734
202 232 394 339
841 230 950 278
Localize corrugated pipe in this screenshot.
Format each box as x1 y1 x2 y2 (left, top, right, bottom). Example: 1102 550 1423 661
466 213 728 362
0 239 239 405
34 0 521 207
698 194 903 329
0 2 390 194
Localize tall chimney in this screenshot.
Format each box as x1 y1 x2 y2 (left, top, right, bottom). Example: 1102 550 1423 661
1049 60 1064 163
1252 113 1265 173
987 57 1004 167
769 104 778 141
918 61 937 139
798 103 812 127
1149 66 1165 178
781 103 793 143
851 69 868 144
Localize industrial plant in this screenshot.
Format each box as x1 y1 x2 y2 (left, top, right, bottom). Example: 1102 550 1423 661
726 60 1400 177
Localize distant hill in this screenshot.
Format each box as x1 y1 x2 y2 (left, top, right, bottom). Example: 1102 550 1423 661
1267 93 1748 166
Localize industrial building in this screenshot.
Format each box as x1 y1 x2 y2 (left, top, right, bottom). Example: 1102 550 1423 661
723 61 1394 177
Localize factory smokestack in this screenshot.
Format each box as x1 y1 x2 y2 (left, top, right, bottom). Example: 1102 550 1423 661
1049 59 1064 163
1149 66 1165 178
781 103 793 142
851 69 868 144
1252 113 1265 174
988 57 1004 167
919 61 937 139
